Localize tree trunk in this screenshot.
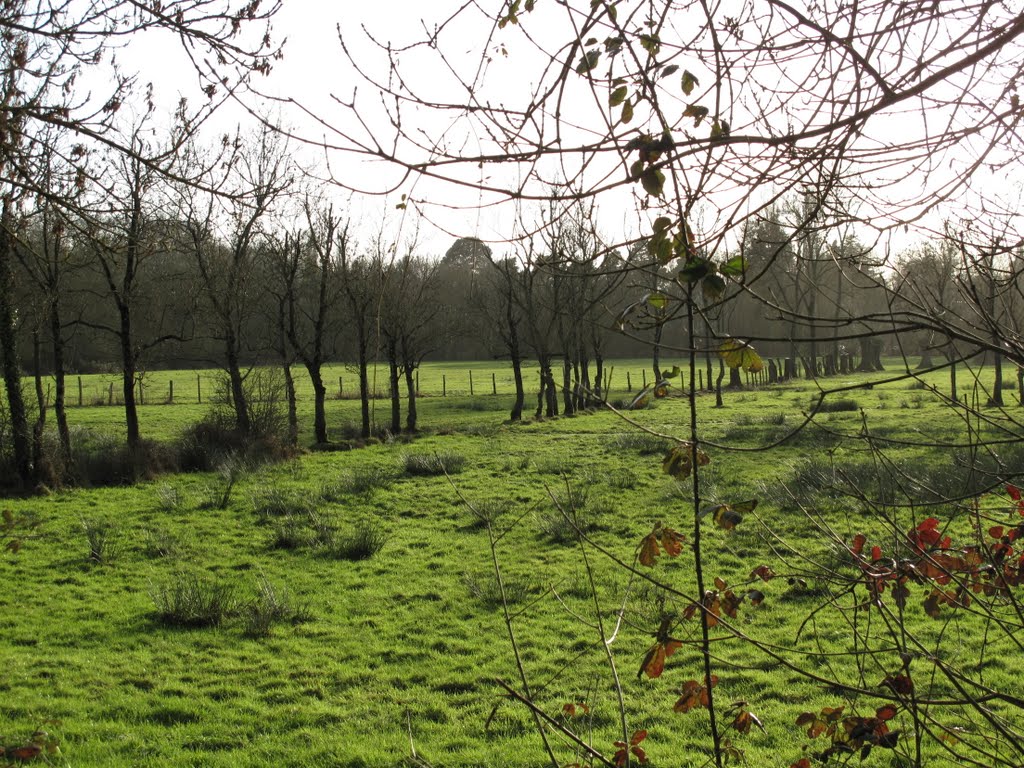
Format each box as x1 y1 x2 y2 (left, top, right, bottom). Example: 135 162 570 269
0 226 34 487
715 358 725 407
308 365 328 443
49 302 71 469
404 365 417 432
388 351 401 434
283 363 298 448
120 306 141 450
225 335 250 436
31 331 47 476
991 351 1004 407
357 327 371 439
653 321 663 382
594 355 604 402
510 355 525 421
728 367 742 389
544 361 558 417
561 356 573 415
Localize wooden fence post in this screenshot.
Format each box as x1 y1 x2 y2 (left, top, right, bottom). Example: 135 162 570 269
492 372 497 395
626 371 632 392
469 370 474 396
169 380 174 403
78 376 83 406
339 376 343 397
197 374 202 404
642 369 647 389
108 382 113 405
442 375 447 397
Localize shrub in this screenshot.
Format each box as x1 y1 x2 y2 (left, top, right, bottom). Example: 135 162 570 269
241 575 311 638
156 484 184 513
177 412 247 472
402 450 466 476
150 573 237 628
323 518 386 560
81 516 119 564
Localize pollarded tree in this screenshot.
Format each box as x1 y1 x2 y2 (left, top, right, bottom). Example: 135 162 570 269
180 125 294 437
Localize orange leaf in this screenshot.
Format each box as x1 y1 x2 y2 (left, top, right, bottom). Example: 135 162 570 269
639 532 660 567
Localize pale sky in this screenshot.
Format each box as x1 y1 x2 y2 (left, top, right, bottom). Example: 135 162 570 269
101 1 1024 259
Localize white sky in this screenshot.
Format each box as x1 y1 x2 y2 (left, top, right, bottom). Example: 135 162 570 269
102 0 1024 259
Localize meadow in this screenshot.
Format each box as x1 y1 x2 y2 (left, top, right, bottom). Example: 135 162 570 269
1 358 1022 767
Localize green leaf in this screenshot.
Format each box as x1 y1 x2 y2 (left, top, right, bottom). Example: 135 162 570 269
639 33 660 56
681 70 699 96
720 255 747 278
652 216 673 233
661 64 679 79
702 273 726 301
524 0 535 10
647 292 668 310
640 167 665 197
609 85 628 107
575 50 600 74
621 98 634 124
683 104 710 126
663 365 682 379
678 258 711 283
648 236 673 265
719 338 764 372
629 159 644 181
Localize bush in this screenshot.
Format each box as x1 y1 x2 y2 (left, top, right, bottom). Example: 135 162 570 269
150 573 237 628
81 516 119 564
323 518 386 560
402 451 466 476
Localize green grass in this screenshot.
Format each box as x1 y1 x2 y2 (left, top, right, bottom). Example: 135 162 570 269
1 358 1022 766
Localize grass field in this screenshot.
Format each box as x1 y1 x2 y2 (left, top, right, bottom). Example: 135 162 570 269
2 358 1023 766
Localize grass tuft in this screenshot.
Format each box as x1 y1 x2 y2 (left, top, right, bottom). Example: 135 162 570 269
402 451 466 476
150 573 237 628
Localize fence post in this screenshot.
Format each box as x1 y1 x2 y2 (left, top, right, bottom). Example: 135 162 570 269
642 369 647 389
492 372 497 395
469 370 474 396
416 370 420 396
108 382 113 405
339 376 343 397
139 380 144 405
197 374 202 404
699 370 704 390
78 376 83 406
169 380 174 403
626 371 632 392
442 375 447 397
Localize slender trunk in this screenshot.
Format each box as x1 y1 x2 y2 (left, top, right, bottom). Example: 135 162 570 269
50 302 71 468
404 364 417 432
308 365 327 443
283 363 298 447
31 331 46 474
949 344 958 404
357 325 371 439
544 361 558 417
0 226 34 487
510 355 524 421
119 306 141 450
715 358 725 407
387 345 401 434
653 321 663 382
561 356 573 415
580 356 591 408
226 337 250 436
992 352 1004 407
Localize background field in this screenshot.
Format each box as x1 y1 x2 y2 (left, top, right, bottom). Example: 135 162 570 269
1 358 1021 766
